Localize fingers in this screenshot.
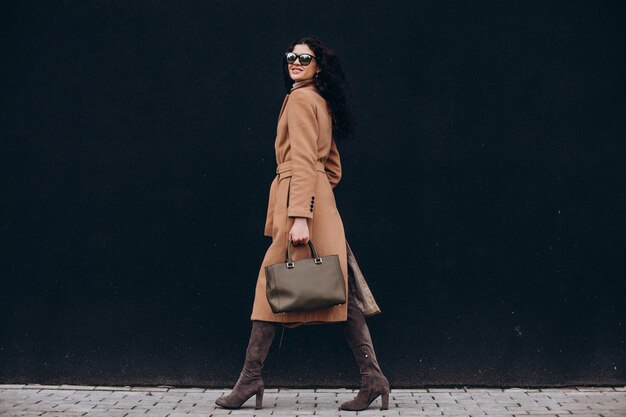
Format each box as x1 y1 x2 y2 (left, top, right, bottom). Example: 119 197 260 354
289 235 309 245
289 221 309 245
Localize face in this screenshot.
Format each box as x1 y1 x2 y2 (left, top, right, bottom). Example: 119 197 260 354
287 44 320 82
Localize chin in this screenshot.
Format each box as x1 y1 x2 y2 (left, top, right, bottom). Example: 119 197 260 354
290 71 309 81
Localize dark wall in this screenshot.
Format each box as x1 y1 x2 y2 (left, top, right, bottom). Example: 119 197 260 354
1 1 624 387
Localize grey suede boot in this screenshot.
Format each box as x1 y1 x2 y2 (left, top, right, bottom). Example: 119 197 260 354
215 320 277 409
340 271 390 411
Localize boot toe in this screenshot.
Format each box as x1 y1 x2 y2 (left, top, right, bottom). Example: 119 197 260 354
339 399 361 411
214 396 228 407
340 397 377 411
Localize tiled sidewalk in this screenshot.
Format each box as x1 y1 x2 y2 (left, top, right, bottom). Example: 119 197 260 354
0 384 624 417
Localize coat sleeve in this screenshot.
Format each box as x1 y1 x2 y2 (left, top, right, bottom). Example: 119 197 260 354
286 91 318 219
324 137 342 189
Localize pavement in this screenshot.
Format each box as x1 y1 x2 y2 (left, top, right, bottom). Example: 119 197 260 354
0 384 624 417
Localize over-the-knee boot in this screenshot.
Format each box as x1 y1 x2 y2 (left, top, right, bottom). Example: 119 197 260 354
340 270 390 411
215 320 277 409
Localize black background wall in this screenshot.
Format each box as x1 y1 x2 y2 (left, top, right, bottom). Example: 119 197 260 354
1 1 624 387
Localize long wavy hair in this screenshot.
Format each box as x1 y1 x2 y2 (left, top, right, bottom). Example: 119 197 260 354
282 36 356 142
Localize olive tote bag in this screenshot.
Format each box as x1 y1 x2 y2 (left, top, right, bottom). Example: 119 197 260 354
265 239 346 313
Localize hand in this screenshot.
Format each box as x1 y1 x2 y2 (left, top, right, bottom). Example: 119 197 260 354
289 217 309 245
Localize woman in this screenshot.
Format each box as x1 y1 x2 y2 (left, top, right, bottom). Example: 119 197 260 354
215 36 390 411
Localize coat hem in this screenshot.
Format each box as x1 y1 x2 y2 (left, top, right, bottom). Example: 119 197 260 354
249 317 348 329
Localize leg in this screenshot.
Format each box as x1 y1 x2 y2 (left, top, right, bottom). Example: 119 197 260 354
340 268 390 411
215 320 277 409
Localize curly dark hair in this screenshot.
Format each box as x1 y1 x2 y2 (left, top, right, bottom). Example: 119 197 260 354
282 36 356 142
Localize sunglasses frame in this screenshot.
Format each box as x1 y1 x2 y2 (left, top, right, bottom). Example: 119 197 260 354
285 52 318 66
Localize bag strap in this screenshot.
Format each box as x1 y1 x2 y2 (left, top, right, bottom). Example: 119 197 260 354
285 239 322 267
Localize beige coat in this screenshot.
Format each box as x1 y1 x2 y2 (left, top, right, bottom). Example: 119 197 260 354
250 79 380 328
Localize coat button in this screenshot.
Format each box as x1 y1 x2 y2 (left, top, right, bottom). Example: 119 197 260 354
310 208 313 212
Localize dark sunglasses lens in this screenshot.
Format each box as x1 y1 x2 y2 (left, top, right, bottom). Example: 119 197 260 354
285 52 297 63
299 54 312 65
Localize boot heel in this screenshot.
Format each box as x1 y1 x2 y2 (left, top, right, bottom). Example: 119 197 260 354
255 387 264 409
381 390 389 410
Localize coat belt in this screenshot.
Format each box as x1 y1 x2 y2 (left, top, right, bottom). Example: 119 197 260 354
275 160 326 177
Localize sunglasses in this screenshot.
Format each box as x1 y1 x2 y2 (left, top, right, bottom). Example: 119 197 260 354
285 52 318 66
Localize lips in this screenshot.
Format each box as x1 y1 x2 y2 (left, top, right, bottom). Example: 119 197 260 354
291 68 303 73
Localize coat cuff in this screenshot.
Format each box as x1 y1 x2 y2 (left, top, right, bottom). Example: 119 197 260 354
287 208 314 219
288 192 316 218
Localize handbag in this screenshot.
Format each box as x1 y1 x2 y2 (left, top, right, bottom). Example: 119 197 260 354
265 238 346 313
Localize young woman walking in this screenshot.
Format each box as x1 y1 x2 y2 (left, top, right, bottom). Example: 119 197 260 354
215 36 390 412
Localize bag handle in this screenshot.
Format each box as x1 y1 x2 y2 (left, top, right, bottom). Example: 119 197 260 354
285 238 323 268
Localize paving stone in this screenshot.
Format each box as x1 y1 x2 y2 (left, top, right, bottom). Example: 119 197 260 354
92 386 132 391
129 387 170 392
81 412 128 417
165 388 206 392
168 414 208 417
21 385 62 390
56 385 96 391
558 414 604 417
577 387 616 392
428 388 466 393
465 388 501 392
524 415 558 417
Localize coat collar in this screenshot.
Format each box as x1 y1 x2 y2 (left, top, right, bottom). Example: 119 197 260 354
290 77 316 92
278 78 317 120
